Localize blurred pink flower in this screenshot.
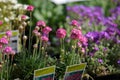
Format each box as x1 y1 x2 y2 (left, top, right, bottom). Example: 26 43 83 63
6 30 12 37
21 15 28 20
11 50 16 55
71 20 79 27
32 29 38 36
41 36 48 42
0 37 8 45
0 44 3 49
42 26 52 34
81 48 85 53
0 21 3 26
26 5 34 11
79 36 88 43
77 42 82 47
56 28 66 39
3 46 12 54
36 20 46 27
70 28 82 40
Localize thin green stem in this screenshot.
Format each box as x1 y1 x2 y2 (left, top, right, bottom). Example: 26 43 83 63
28 12 32 53
39 39 42 53
7 55 9 80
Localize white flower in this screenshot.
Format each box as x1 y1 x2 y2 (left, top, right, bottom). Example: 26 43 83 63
4 17 10 22
9 0 18 4
13 3 23 9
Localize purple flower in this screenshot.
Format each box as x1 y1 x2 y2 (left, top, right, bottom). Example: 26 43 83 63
94 46 99 51
98 59 103 63
103 47 108 52
89 52 94 57
117 60 120 64
105 27 117 36
85 31 99 42
99 31 110 40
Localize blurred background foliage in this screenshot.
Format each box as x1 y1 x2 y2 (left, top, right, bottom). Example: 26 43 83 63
17 0 117 28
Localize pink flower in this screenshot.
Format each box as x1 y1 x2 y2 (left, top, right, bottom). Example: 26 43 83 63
71 20 79 27
81 48 85 53
70 28 82 40
6 30 12 37
0 21 3 26
3 46 12 54
0 37 8 45
36 20 46 27
41 36 49 42
42 26 52 34
32 29 38 36
56 28 66 39
21 15 28 20
0 44 3 49
79 36 88 43
11 50 16 55
77 42 82 47
26 5 34 11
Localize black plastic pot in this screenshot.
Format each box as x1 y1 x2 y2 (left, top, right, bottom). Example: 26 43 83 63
83 73 120 80
94 73 120 80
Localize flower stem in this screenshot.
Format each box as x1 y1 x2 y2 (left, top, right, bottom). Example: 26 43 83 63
7 55 9 80
28 12 32 53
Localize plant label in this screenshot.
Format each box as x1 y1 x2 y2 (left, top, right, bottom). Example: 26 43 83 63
64 63 86 80
34 66 56 80
0 30 19 53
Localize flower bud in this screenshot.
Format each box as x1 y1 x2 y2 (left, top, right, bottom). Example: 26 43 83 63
41 47 44 51
22 21 27 27
36 32 41 37
13 63 17 67
0 64 2 68
35 26 40 31
23 35 27 41
33 44 38 49
19 25 24 32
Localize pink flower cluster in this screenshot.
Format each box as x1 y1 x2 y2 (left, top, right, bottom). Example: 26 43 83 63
6 30 12 37
32 20 52 42
71 20 79 27
79 35 88 43
41 36 48 42
56 28 66 39
36 20 46 27
0 37 8 45
26 5 34 12
3 46 15 55
42 26 52 34
70 28 82 40
3 46 12 54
